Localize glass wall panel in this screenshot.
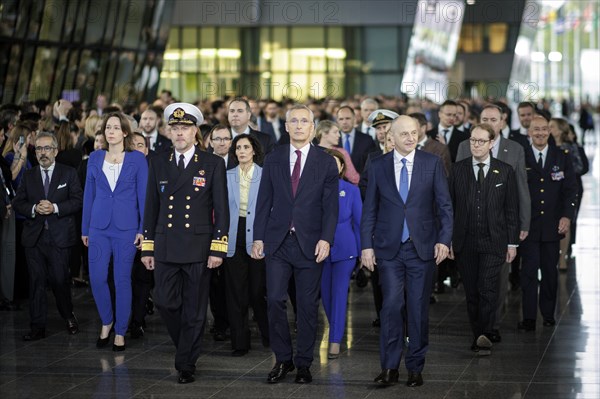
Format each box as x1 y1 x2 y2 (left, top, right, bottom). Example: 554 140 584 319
39 0 66 41
488 23 508 53
365 27 399 71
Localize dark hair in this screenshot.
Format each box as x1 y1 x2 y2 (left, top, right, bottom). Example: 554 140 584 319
324 148 346 180
409 112 427 127
229 97 251 113
231 134 263 165
481 104 503 116
132 131 146 143
100 112 133 152
440 100 458 109
209 124 232 139
517 101 536 111
211 100 225 114
56 121 74 151
0 109 18 132
471 123 495 141
336 105 354 117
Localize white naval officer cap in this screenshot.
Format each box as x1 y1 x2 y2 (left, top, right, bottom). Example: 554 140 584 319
164 102 204 126
368 109 400 127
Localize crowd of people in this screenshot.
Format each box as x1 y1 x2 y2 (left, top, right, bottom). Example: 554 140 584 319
0 91 591 387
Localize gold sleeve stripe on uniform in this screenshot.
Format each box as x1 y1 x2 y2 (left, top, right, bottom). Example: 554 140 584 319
210 236 228 253
142 240 154 251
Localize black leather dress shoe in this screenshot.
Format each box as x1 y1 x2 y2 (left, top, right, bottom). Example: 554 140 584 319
178 370 195 384
487 329 501 343
267 361 295 383
66 314 79 335
295 367 312 383
543 319 556 327
374 369 399 385
23 329 45 341
518 320 536 331
130 324 144 339
406 372 423 387
232 349 248 357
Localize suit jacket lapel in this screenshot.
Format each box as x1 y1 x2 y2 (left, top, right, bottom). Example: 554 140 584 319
544 146 556 172
384 153 402 205
496 137 508 162
113 151 130 192
295 146 315 199
46 164 61 199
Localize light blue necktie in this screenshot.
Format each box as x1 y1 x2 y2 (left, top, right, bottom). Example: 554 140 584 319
399 158 410 242
344 134 351 154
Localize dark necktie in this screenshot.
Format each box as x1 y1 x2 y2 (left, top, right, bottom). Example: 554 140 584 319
537 152 543 168
399 158 410 242
43 169 50 197
477 163 485 185
443 129 449 142
291 150 302 197
178 154 185 173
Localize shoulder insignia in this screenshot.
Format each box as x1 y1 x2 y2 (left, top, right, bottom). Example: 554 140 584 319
210 236 228 253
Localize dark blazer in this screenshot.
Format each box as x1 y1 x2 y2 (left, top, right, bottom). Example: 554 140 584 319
427 126 469 163
12 163 83 248
142 147 229 263
508 129 530 149
359 149 383 200
361 150 453 261
153 133 173 153
82 150 148 235
259 118 289 145
525 145 578 242
457 135 531 232
449 157 519 256
56 148 83 170
338 130 377 173
254 144 339 259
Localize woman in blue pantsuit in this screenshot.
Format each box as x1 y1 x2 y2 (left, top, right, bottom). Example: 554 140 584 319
321 149 362 359
82 112 147 351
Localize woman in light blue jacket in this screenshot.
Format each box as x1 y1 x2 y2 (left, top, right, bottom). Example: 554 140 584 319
224 134 269 356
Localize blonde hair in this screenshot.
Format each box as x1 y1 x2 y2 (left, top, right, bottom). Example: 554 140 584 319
84 115 101 139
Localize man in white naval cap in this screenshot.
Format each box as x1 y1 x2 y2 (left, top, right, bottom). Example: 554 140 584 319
142 102 229 384
368 109 400 152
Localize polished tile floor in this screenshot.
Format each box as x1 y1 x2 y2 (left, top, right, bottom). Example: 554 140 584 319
1 142 599 399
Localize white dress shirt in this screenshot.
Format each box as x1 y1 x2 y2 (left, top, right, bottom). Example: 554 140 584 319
32 163 59 217
438 124 453 143
175 146 196 169
341 128 356 153
472 156 491 179
394 149 415 191
361 123 375 140
531 144 548 167
143 130 158 151
289 143 310 177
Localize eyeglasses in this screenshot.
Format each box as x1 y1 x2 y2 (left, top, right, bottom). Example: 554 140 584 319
35 146 57 152
287 118 312 126
469 138 491 146
212 137 231 143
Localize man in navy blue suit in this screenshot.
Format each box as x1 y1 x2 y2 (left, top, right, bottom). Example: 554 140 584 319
361 115 453 387
252 104 339 384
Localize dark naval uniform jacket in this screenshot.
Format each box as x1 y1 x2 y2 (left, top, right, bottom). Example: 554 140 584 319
141 146 229 262
525 145 577 242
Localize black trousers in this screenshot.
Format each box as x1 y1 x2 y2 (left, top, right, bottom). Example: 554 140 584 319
25 229 73 329
370 267 383 318
520 240 560 321
209 267 228 333
154 260 211 373
223 217 269 350
266 233 322 368
456 238 504 338
131 251 154 326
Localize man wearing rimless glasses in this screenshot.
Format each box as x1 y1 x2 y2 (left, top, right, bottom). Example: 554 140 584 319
12 132 83 341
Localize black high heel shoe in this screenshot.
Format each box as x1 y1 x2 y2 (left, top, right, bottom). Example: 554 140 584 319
96 323 114 348
112 335 126 352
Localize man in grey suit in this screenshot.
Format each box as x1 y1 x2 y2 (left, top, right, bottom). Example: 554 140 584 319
456 104 531 342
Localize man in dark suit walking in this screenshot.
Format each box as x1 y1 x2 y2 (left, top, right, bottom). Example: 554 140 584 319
252 104 339 384
449 124 519 355
426 100 469 162
12 132 82 340
337 105 377 173
140 106 172 153
518 115 577 331
361 116 453 387
141 103 229 384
